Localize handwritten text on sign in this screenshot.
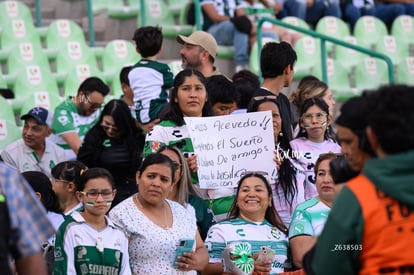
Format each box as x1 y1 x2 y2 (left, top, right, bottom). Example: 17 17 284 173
184 111 275 189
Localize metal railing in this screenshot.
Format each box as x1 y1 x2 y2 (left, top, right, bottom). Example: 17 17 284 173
256 17 395 84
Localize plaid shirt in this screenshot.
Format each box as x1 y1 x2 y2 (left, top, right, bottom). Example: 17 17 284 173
0 162 55 259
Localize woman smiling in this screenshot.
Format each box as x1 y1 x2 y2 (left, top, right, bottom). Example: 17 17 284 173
203 172 289 275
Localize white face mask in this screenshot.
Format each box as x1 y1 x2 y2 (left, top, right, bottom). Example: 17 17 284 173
222 242 254 275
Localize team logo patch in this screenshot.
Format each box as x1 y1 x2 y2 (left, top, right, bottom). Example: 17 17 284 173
271 227 281 239
150 141 161 151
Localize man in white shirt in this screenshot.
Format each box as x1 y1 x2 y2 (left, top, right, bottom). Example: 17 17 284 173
1 107 67 178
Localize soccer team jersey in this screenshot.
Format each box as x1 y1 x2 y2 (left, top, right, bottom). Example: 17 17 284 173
205 217 289 275
51 98 100 159
288 197 331 238
290 138 341 186
129 59 173 124
54 211 131 275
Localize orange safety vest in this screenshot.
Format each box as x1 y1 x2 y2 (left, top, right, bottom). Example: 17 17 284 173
348 174 414 275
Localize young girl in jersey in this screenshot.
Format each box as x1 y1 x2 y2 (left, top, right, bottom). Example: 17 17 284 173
54 168 131 275
290 98 341 187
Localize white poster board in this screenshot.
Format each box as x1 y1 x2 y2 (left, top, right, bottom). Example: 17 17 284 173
184 111 276 189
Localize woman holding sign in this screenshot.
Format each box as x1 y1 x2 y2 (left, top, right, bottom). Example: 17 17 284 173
247 97 316 228
143 69 211 178
204 172 289 275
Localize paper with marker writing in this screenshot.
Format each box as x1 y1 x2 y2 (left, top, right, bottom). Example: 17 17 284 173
184 111 275 189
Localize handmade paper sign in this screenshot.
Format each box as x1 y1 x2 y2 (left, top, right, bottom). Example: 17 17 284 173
184 111 275 189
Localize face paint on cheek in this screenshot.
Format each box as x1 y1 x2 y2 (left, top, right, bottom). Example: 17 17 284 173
304 124 311 129
321 120 327 126
105 200 113 206
86 202 95 206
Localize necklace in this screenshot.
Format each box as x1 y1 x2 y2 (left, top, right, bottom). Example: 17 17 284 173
135 194 170 229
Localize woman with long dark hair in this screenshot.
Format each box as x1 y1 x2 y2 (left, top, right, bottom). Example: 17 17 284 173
78 99 144 207
247 96 315 227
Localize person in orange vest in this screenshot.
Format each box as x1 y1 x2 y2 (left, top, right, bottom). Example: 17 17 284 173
310 84 414 274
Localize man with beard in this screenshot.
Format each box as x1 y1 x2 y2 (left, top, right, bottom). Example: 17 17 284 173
1 107 66 178
51 77 110 160
176 31 222 78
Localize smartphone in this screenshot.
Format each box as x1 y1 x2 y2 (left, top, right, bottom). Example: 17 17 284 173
174 238 195 268
257 246 275 262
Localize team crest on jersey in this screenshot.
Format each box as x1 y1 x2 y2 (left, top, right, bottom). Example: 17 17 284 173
150 141 161 151
58 116 69 126
271 227 281 239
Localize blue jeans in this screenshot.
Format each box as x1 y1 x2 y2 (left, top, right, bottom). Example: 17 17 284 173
284 0 342 25
208 21 249 66
375 4 405 26
344 4 376 29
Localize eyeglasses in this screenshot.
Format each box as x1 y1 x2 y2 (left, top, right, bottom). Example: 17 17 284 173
52 178 71 184
84 94 102 109
80 189 114 199
301 112 328 122
172 161 182 170
100 122 119 132
252 95 278 101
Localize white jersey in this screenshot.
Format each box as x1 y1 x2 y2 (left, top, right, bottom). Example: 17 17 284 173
272 159 317 228
290 138 341 186
54 211 131 275
1 139 67 178
288 197 331 238
205 217 289 275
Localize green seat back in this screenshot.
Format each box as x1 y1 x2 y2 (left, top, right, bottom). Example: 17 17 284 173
45 19 87 59
354 16 388 50
0 1 33 32
12 65 60 113
334 35 368 71
0 96 15 122
0 19 42 62
391 15 414 50
354 57 389 92
139 0 193 38
102 39 139 82
313 58 355 102
315 16 351 55
0 119 20 152
63 63 105 97
6 42 51 82
376 35 409 65
396 57 414 86
293 36 321 80
54 41 99 84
